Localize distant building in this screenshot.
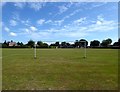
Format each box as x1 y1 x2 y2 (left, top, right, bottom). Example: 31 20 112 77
9 42 17 47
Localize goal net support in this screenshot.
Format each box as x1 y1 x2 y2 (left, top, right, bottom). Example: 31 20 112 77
79 41 87 58
34 41 87 59
34 43 37 59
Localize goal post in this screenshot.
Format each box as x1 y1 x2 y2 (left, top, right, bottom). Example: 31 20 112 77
79 41 87 58
33 40 87 59
34 42 37 59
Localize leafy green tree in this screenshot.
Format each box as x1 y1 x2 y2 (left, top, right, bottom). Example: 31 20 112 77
42 43 48 48
66 43 70 46
27 40 35 48
55 42 59 46
90 40 100 47
118 38 120 46
20 42 23 46
17 42 24 47
37 41 48 48
106 38 112 45
79 39 88 47
74 40 79 47
37 41 43 47
113 42 119 46
113 38 120 46
101 40 108 47
61 42 67 47
101 38 112 47
2 40 8 47
17 42 21 46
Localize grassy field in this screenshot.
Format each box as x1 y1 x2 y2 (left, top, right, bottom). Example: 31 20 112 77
2 48 118 90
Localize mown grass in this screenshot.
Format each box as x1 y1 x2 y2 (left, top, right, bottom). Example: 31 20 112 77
2 48 118 90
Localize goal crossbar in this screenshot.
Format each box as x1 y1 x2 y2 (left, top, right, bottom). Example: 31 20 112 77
34 41 87 59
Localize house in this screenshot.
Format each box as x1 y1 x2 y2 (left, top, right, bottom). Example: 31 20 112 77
9 42 17 47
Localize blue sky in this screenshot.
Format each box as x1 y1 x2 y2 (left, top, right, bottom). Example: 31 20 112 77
1 2 118 44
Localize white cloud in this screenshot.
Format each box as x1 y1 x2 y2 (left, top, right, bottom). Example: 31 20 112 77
4 27 10 32
28 2 46 11
45 19 64 26
14 2 26 9
87 20 117 32
58 5 68 14
62 9 82 20
24 28 30 33
21 26 38 34
73 17 86 25
96 21 102 25
54 19 64 26
19 14 117 42
45 20 52 24
10 32 17 36
90 2 107 9
37 19 45 25
21 19 31 26
10 20 17 26
30 26 37 31
97 15 104 21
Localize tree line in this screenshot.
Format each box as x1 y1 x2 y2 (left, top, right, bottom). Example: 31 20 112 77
1 38 120 48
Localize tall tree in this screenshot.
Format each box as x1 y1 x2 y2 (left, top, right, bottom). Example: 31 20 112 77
37 41 43 47
74 40 79 47
101 38 112 47
27 40 35 48
90 40 100 47
55 42 59 46
20 42 23 46
79 39 88 47
118 38 120 46
17 42 21 46
42 43 48 48
106 38 112 45
61 42 67 47
113 42 119 46
2 40 8 47
101 40 108 47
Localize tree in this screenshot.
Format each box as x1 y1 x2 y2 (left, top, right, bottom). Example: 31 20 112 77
118 38 120 46
2 40 8 47
90 40 100 47
17 42 21 46
37 41 48 48
61 42 67 47
66 43 70 46
79 39 88 47
106 38 112 45
17 42 24 47
113 42 119 46
101 40 108 47
74 40 79 48
113 38 120 47
11 40 13 42
42 43 48 48
20 42 23 46
37 41 43 47
27 40 35 48
55 42 59 47
101 38 112 47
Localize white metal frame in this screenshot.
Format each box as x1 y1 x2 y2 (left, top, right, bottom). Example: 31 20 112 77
79 41 87 58
34 41 87 59
34 43 36 59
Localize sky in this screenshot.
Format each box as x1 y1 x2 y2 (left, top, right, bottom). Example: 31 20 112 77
1 2 118 44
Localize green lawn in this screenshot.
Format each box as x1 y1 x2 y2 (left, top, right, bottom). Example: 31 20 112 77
2 48 118 90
